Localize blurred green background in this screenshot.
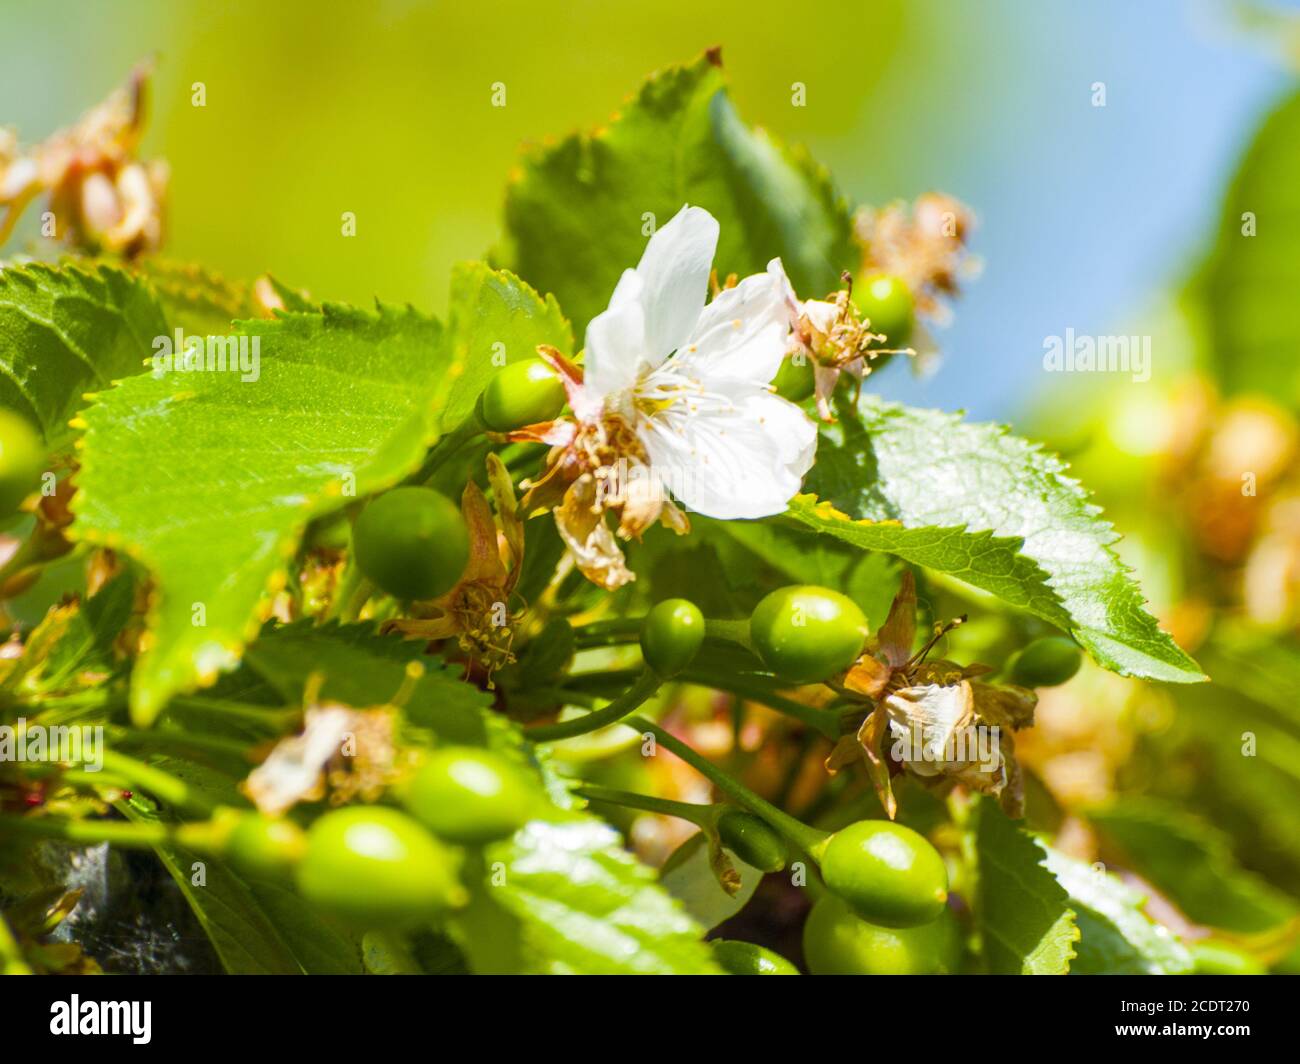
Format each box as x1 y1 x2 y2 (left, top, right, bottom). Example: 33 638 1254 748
0 0 1291 418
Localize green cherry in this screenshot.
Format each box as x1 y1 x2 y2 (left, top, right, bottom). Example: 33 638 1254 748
1009 636 1083 688
773 355 815 402
481 358 567 432
352 486 469 601
639 598 705 678
716 809 787 873
404 747 535 844
711 939 799 975
224 813 306 882
0 410 45 515
803 895 961 975
820 819 948 927
295 807 464 928
854 272 914 348
749 586 869 684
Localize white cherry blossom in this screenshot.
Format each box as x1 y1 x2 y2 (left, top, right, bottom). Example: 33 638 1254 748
581 204 817 519
520 205 818 588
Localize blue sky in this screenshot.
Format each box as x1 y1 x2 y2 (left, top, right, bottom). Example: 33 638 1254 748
855 0 1294 419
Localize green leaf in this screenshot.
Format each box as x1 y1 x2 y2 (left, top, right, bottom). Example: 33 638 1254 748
1156 629 1300 895
240 621 495 745
797 399 1204 683
1089 799 1296 934
243 878 363 975
453 817 722 974
972 799 1078 974
0 262 167 445
72 303 445 725
694 515 903 627
1043 848 1193 975
498 52 855 333
440 261 572 431
129 259 262 337
72 266 562 725
115 776 304 975
1199 88 1300 402
27 567 138 693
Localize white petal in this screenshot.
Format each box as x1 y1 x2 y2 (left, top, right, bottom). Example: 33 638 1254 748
633 205 718 364
802 298 840 336
583 270 646 402
767 258 800 319
638 383 816 519
678 264 791 384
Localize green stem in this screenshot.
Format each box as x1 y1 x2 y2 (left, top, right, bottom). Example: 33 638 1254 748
575 785 713 827
624 715 829 859
572 617 641 649
527 687 603 709
114 727 255 759
165 695 300 732
680 670 839 739
558 669 840 740
0 812 224 853
58 768 134 791
572 615 754 652
527 670 661 742
0 813 170 848
413 411 487 485
704 617 753 652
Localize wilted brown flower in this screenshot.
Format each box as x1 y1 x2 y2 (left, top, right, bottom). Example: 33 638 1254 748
854 192 979 327
782 275 907 421
826 571 1036 817
1 63 167 256
509 345 689 591
386 454 530 678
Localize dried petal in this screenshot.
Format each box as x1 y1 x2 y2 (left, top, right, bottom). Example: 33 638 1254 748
555 475 634 590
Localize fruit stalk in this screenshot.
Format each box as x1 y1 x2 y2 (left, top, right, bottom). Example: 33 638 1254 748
527 669 662 741
624 715 829 857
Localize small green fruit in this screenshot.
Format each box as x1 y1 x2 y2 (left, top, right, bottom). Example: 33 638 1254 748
711 939 799 975
803 895 961 975
716 809 786 873
352 486 469 601
773 355 815 402
404 747 534 844
639 598 705 678
296 807 463 927
0 410 45 515
481 358 567 432
1010 636 1083 687
854 272 914 348
225 813 306 882
820 819 948 927
749 586 869 683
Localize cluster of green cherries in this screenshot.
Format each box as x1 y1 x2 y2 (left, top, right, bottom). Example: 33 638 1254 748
638 586 1082 974
641 590 956 974
342 486 1079 971
217 747 539 929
